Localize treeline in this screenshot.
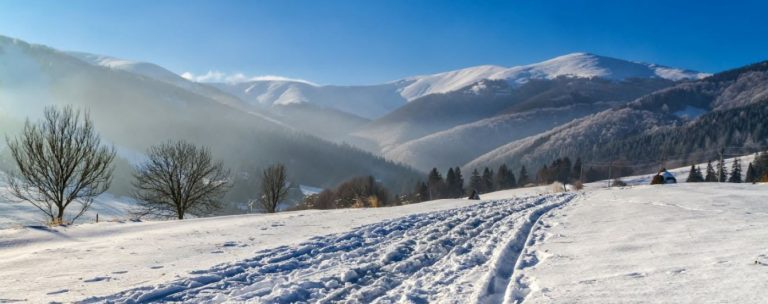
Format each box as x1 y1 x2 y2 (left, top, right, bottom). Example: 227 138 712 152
407 164 533 203
686 152 768 183
303 176 391 209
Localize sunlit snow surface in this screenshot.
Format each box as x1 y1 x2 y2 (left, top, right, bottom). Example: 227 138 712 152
1 159 767 303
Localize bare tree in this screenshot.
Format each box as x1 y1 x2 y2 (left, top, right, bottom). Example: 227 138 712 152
132 140 230 219
5 106 115 225
260 163 289 213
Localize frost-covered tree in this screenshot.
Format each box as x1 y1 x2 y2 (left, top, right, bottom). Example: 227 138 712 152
728 158 742 183
132 140 231 219
5 106 116 225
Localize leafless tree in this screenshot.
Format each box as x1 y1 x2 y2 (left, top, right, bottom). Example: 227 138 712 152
5 105 115 225
132 140 230 219
260 163 289 213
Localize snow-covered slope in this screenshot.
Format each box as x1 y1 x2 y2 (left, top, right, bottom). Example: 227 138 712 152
464 61 768 172
0 35 420 192
66 51 254 111
206 53 706 120
211 80 407 120
397 52 708 101
384 103 613 171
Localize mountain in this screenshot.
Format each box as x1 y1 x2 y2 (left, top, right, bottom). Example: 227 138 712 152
0 35 421 201
464 60 768 173
209 53 707 120
396 52 707 101
353 76 677 167
211 80 407 119
349 54 707 160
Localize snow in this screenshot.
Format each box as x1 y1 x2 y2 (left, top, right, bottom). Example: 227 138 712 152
398 53 709 101
514 183 768 303
0 173 138 229
0 189 540 302
1 156 766 302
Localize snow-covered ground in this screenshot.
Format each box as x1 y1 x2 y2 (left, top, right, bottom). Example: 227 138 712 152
1 158 766 303
515 183 768 303
0 174 138 229
0 187 556 303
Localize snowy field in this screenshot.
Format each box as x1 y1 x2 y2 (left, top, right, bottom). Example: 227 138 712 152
516 183 768 303
0 185 550 303
1 162 767 303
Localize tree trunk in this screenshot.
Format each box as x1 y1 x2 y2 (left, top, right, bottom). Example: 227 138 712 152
56 204 65 225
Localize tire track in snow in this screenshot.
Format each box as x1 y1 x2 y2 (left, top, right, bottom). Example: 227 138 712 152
80 193 575 304
476 193 576 304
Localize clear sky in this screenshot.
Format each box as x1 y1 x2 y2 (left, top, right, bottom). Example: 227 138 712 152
1 0 766 85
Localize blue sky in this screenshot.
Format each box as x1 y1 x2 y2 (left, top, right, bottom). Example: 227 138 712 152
1 0 766 85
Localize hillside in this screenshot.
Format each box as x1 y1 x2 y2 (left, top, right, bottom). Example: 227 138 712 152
0 36 421 199
355 77 675 160
466 60 768 172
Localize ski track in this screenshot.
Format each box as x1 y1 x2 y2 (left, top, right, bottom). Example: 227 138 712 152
80 193 576 304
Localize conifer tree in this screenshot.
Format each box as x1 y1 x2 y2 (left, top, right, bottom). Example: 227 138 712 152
728 158 742 183
717 159 727 182
427 168 444 200
446 168 457 197
686 165 702 182
704 161 717 182
495 164 516 190
454 167 465 197
469 169 482 193
695 165 704 182
518 166 530 187
481 167 495 193
745 162 757 183
414 181 429 202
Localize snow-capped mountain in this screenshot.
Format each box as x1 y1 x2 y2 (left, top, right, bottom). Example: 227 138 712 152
207 53 708 120
211 80 407 119
396 52 708 101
